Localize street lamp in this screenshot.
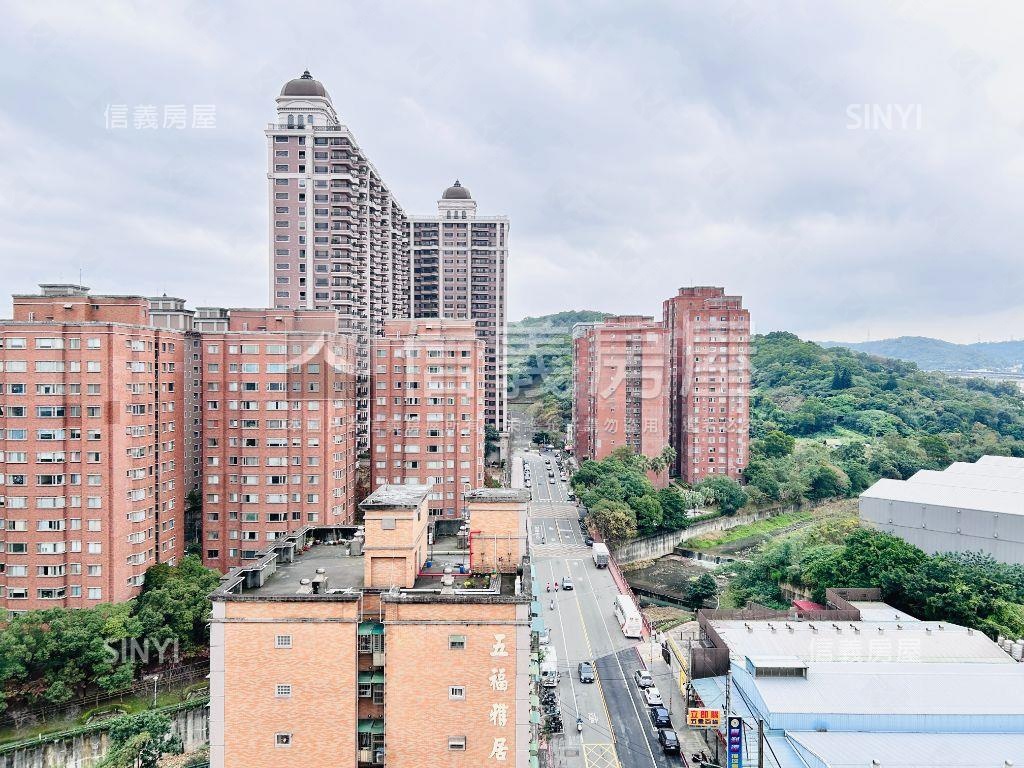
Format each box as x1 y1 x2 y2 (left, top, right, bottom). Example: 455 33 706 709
146 674 160 708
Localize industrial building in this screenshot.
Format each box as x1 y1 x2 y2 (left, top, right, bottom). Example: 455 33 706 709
687 589 1024 767
860 455 1024 564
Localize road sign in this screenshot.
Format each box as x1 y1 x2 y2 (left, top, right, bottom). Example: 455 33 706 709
686 708 722 728
727 716 742 768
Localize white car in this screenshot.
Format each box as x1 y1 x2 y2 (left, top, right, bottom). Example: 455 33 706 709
642 686 664 707
539 628 551 645
634 670 655 689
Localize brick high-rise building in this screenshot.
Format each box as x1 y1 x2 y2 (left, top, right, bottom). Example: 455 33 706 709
409 182 510 432
267 71 411 448
662 287 750 483
209 486 534 768
192 307 357 573
370 319 485 519
0 285 185 614
571 316 670 480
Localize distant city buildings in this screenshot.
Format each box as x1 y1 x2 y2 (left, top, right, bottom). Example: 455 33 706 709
208 486 532 768
409 182 510 432
861 454 1024 564
571 287 750 484
370 319 485 519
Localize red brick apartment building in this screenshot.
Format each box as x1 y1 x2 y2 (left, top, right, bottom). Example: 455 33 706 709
663 287 750 483
370 319 485 519
0 285 185 613
572 288 750 485
571 316 670 483
193 307 357 573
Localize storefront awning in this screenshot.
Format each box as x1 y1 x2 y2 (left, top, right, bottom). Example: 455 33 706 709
358 671 385 684
357 720 385 734
357 621 384 636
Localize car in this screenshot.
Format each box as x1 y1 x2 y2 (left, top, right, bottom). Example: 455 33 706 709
649 707 672 729
634 670 655 689
561 576 573 591
577 661 595 683
642 686 663 707
538 628 551 646
658 729 681 755
548 477 555 484
584 536 594 546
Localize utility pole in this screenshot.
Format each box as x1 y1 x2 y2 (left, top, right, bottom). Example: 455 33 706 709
758 719 764 768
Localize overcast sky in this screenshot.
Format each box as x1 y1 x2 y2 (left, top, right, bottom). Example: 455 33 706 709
2 1 1022 343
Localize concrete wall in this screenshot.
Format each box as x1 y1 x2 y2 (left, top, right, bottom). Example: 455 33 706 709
0 702 208 768
613 509 775 564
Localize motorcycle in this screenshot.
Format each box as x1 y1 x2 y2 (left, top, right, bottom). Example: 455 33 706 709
546 582 551 593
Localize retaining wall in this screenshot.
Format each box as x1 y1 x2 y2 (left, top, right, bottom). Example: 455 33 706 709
0 701 208 768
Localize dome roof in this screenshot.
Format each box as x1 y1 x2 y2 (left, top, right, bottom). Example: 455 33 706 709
442 180 472 200
281 70 328 98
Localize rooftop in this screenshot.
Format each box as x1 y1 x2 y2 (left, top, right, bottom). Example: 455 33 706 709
710 618 1010 664
756 661 1024 716
847 600 918 622
861 455 1024 515
788 731 1024 766
360 484 431 509
463 488 531 503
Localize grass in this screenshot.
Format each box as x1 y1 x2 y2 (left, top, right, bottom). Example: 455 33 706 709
682 510 813 551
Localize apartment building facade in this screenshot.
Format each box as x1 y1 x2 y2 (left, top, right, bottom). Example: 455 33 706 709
266 71 411 448
409 182 510 432
0 285 185 613
662 286 750 483
571 316 670 481
370 319 485 519
193 307 357 573
209 485 533 768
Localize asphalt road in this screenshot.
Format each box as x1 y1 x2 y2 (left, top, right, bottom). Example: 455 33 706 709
511 408 679 768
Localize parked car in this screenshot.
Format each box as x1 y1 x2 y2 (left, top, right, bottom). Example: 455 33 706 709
562 576 574 591
548 476 556 484
584 536 594 547
634 670 655 689
577 661 595 683
658 729 681 754
649 707 672 729
642 686 663 707
538 628 550 645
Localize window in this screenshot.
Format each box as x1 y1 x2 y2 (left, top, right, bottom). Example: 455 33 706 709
448 635 467 650
88 587 102 600
449 686 466 700
275 733 292 748
275 684 292 698
448 736 467 751
275 634 292 649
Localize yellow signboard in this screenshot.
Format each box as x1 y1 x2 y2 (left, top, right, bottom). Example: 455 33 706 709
686 708 722 728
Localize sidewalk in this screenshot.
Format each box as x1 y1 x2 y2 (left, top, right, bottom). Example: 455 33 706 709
638 627 717 761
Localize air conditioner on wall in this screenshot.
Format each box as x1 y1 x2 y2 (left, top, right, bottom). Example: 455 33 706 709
358 749 373 762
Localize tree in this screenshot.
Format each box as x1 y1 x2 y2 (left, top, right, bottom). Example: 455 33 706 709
135 556 221 655
697 476 748 514
484 424 500 456
755 430 795 459
831 365 854 390
632 493 664 536
589 500 637 545
806 464 851 500
684 573 718 610
104 711 181 768
532 431 551 446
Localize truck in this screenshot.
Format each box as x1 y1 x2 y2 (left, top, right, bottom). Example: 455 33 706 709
540 648 559 687
592 543 610 569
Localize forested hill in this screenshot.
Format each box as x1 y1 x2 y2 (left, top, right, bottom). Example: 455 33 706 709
820 335 1024 372
753 332 1024 459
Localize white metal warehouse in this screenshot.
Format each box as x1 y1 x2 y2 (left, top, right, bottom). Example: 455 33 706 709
859 455 1024 564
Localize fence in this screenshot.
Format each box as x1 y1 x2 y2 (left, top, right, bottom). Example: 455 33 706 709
0 661 209 731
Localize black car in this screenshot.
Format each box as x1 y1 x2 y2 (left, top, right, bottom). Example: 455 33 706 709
577 661 595 683
658 729 680 754
649 707 672 729
584 536 594 547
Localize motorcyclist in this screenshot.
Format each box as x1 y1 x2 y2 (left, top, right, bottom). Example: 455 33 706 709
576 717 583 733
549 598 555 611
546 581 551 592
554 580 560 591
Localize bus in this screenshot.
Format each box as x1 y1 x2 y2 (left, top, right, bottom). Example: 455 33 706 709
613 595 643 639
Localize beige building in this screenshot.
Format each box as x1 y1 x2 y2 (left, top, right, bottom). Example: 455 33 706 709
209 485 534 768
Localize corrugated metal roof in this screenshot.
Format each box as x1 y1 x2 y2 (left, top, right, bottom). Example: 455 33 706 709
861 456 1024 515
710 619 1010 664
847 601 918 623
756 662 1024 716
789 731 1024 766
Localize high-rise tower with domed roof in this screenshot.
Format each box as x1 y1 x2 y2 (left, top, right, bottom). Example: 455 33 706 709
409 181 510 433
265 71 411 448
